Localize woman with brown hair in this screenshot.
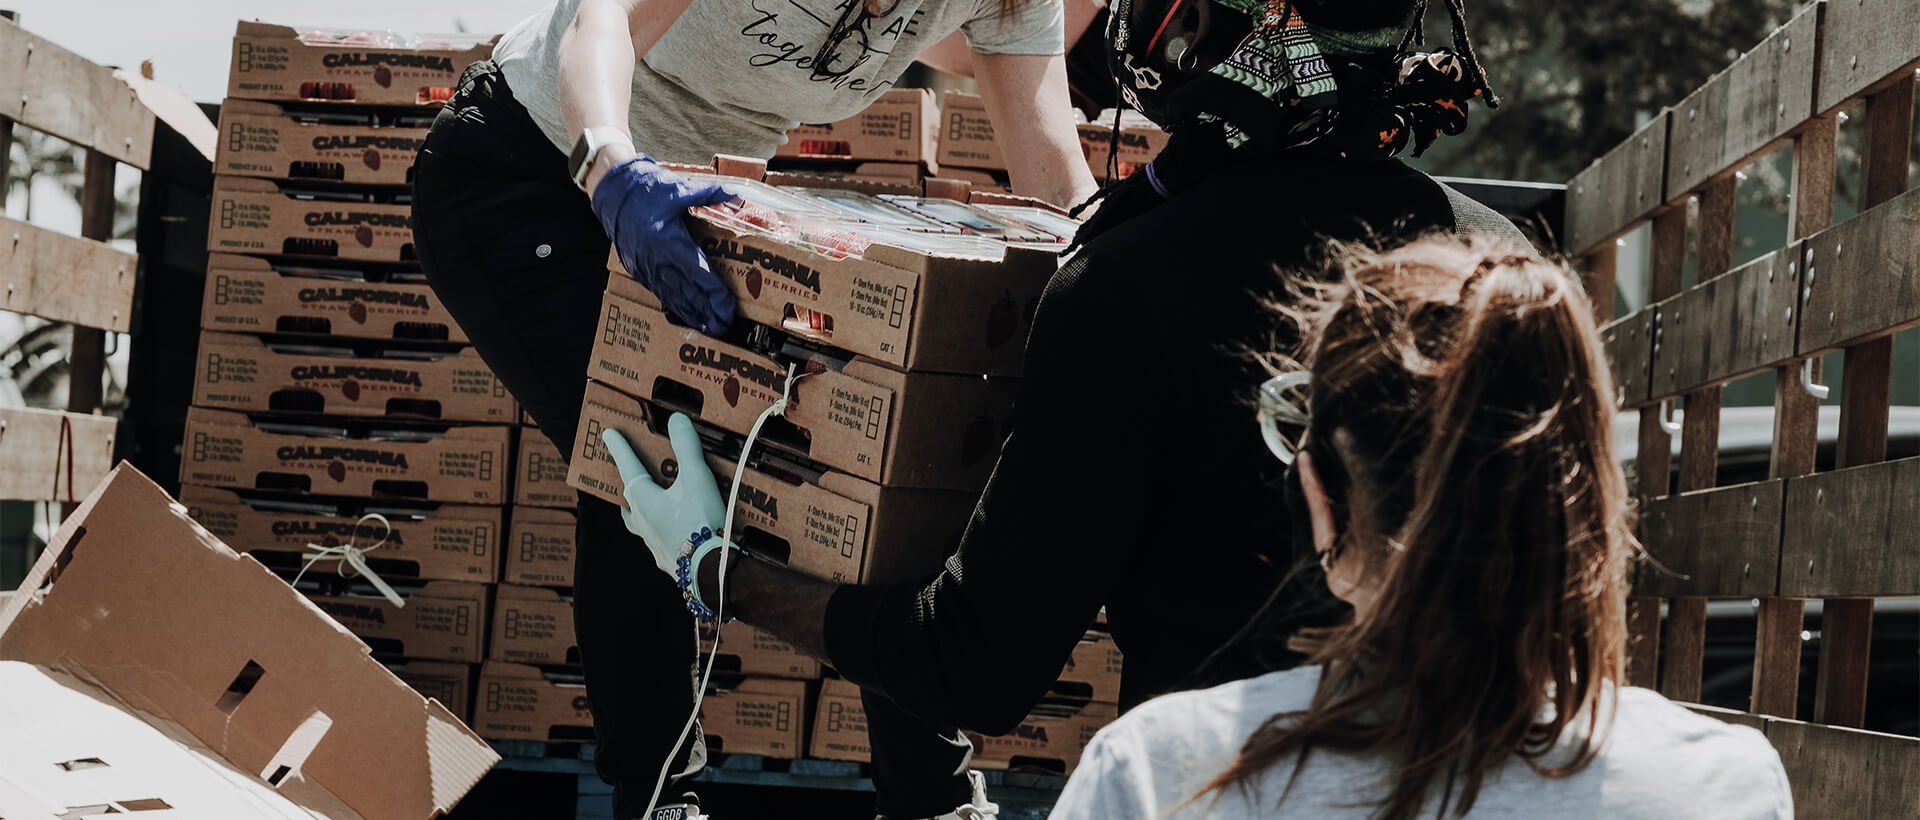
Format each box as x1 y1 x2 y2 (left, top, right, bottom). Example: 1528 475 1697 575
1048 238 1792 819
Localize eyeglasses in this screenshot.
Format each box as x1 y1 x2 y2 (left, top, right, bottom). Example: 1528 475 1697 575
812 0 902 80
1257 371 1312 465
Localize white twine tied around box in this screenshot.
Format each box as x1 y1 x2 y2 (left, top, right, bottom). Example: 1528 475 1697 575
290 513 406 608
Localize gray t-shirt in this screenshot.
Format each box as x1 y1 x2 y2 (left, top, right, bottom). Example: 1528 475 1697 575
1051 666 1794 819
493 0 1064 164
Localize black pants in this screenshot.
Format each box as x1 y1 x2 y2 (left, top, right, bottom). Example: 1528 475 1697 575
411 61 971 819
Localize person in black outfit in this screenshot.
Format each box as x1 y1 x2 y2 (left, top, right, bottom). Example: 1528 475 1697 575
602 0 1530 767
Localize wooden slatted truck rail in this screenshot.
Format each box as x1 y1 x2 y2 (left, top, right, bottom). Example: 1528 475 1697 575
1567 2 1919 816
0 15 154 502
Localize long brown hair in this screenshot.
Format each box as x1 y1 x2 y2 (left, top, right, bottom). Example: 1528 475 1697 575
1196 237 1639 819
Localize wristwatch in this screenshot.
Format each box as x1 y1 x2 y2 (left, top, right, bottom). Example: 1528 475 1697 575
569 127 633 191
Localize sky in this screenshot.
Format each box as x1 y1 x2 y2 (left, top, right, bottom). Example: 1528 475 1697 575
4 0 546 103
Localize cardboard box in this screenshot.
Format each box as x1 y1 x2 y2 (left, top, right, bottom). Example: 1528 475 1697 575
203 252 466 343
591 282 1016 490
701 621 823 680
569 382 976 583
966 702 1118 774
182 408 511 504
702 678 809 759
1078 118 1170 182
228 21 495 107
1055 630 1124 704
210 175 416 263
0 465 495 819
390 659 476 724
303 580 489 663
194 331 516 423
181 485 503 584
936 92 1004 171
489 585 577 667
515 430 576 509
475 662 595 743
678 203 1054 378
776 88 937 165
808 677 870 762
765 163 926 197
504 505 577 588
218 99 432 186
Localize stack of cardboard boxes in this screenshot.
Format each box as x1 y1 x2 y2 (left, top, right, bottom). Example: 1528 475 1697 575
767 88 940 194
934 92 1012 189
185 21 502 726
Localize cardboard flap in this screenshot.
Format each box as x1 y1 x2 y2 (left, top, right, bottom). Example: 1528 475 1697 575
495 584 565 604
0 465 498 819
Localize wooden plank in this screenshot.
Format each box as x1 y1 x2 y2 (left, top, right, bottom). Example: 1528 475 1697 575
1697 174 1739 280
1860 77 1915 210
1649 250 1797 399
0 18 154 168
1686 703 1769 732
1795 188 1920 352
1659 596 1708 702
63 149 115 416
1626 596 1661 689
1750 598 1804 717
1602 310 1653 408
1582 243 1617 324
1649 209 1688 300
1564 113 1669 256
1780 458 1920 597
0 215 136 331
1789 117 1838 239
1678 388 1722 492
1767 719 1920 820
1665 7 1819 199
1837 337 1892 467
1638 481 1784 598
1636 407 1673 499
1813 598 1874 728
1816 0 1920 113
0 407 115 501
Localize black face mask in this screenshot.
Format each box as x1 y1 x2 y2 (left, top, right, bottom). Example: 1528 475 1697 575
1104 0 1252 128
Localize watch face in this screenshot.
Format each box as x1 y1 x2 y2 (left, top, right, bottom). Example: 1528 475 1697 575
569 134 593 183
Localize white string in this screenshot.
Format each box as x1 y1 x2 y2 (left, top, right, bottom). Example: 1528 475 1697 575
289 513 405 608
641 362 807 819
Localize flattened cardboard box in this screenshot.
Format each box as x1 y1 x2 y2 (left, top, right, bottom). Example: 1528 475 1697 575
776 87 937 165
570 382 976 584
808 678 870 762
489 585 577 667
592 282 1016 490
210 176 416 263
504 505 577 587
1056 630 1125 704
181 485 502 583
182 407 510 504
204 252 467 343
967 702 1118 773
701 621 823 680
229 21 494 107
516 430 576 509
0 465 495 819
218 99 431 186
390 659 476 724
195 331 516 423
936 92 1004 171
475 662 593 743
702 678 809 759
305 580 489 663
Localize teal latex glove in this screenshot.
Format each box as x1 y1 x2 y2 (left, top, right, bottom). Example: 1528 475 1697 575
600 413 726 579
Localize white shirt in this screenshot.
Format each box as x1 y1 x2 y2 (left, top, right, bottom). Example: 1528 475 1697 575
1051 666 1793 819
492 0 1064 164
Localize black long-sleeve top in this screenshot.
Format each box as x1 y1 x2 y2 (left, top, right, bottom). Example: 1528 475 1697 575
824 154 1527 735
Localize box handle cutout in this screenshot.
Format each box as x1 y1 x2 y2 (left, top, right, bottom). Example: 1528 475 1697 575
261 709 334 789
55 757 109 771
217 660 267 714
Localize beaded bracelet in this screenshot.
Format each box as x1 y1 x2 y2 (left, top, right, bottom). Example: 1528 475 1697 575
676 527 743 623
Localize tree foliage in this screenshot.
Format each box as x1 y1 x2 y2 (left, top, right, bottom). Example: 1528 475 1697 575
1412 0 1805 182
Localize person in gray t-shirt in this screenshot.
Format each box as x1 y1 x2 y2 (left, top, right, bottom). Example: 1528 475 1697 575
409 3 1095 819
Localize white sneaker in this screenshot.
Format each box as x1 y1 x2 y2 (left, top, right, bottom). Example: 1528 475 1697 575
649 803 704 820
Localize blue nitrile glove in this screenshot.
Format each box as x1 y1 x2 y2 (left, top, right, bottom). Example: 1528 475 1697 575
600 413 727 579
590 156 739 335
